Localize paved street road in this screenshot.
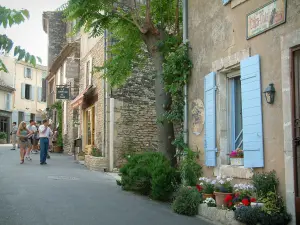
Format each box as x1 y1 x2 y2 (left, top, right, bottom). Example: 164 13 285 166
0 145 212 225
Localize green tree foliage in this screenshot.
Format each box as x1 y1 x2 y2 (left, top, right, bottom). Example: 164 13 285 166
0 6 42 72
62 0 184 166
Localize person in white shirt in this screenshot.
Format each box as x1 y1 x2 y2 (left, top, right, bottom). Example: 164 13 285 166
38 119 53 165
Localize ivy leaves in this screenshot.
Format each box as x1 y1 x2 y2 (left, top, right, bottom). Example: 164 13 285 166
161 42 192 124
0 6 42 72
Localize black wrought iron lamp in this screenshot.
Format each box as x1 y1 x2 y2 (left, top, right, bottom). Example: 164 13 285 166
263 83 276 104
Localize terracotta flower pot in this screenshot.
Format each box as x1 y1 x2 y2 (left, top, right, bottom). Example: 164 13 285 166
203 193 215 200
214 192 233 207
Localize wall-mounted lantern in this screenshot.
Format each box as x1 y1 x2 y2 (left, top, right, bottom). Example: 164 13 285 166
263 83 276 104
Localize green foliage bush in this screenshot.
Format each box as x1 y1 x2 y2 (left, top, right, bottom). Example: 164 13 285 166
91 147 102 157
120 152 177 201
0 132 7 139
179 149 202 186
234 206 291 225
172 186 202 216
252 170 279 199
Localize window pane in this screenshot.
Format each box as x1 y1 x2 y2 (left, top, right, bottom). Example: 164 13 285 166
234 77 243 149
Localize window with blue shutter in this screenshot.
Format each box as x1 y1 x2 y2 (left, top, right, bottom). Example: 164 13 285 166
240 55 264 168
6 93 12 111
204 72 217 167
24 112 31 123
21 83 26 99
31 86 35 101
38 87 42 102
223 0 231 5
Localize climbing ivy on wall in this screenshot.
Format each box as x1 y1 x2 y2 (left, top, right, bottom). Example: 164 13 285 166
51 101 63 147
159 40 193 152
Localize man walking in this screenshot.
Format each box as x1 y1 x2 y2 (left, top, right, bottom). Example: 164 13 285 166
10 122 17 150
39 119 52 165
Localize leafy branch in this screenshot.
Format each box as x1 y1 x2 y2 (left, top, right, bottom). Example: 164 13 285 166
0 6 42 72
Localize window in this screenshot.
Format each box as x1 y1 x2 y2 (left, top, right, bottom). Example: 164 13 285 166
85 60 92 87
24 67 32 78
25 84 32 100
228 74 243 151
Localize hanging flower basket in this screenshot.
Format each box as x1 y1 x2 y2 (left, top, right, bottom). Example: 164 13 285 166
230 158 244 166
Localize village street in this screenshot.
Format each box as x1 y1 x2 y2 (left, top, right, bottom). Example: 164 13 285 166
0 145 212 225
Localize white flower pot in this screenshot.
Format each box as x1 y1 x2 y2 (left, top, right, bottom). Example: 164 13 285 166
230 158 244 166
251 202 264 208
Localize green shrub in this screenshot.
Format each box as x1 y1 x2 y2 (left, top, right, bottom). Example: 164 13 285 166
252 170 279 199
0 132 7 139
91 147 102 157
172 186 202 216
234 206 264 225
120 152 177 201
234 206 291 225
180 149 202 186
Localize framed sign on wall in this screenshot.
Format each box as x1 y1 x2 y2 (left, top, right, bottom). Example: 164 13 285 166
246 0 287 39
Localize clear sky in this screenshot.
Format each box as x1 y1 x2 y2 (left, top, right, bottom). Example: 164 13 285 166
0 0 67 66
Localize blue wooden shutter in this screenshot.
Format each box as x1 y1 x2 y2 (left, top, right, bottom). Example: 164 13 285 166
24 112 31 123
21 83 25 99
204 72 217 167
12 111 18 124
38 87 42 102
223 0 231 5
31 86 35 101
240 55 264 168
6 93 12 110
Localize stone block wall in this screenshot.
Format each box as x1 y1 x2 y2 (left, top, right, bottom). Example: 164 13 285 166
112 59 158 168
84 155 108 171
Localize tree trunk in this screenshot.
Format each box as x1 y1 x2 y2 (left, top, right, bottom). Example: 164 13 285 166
143 33 177 167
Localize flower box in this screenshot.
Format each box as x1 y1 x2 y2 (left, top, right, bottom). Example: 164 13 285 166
230 158 244 166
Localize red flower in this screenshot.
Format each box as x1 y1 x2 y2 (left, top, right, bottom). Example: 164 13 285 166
242 198 250 206
228 202 233 207
196 184 202 192
250 198 256 202
224 194 233 202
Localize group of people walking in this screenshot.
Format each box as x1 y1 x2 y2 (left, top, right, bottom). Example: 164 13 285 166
11 119 56 165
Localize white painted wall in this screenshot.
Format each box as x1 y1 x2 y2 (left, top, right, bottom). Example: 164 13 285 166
14 61 47 117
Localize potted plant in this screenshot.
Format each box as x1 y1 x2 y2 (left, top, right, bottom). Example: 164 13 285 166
251 170 279 208
203 197 216 207
0 132 7 144
199 177 215 200
214 175 233 207
233 183 256 207
229 148 244 166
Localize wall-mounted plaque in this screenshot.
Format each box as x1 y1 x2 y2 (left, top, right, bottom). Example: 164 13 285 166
247 0 287 39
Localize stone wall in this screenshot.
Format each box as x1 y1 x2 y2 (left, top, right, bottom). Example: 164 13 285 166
84 155 108 171
44 12 66 68
112 59 158 168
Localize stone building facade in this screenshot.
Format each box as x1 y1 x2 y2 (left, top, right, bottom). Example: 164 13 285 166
188 0 300 223
111 62 157 167
43 12 80 153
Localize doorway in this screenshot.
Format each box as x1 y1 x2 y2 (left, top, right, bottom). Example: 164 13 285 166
84 106 95 152
292 47 300 223
0 117 9 142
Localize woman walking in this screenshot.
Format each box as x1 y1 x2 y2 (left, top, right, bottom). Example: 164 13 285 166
17 121 33 164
